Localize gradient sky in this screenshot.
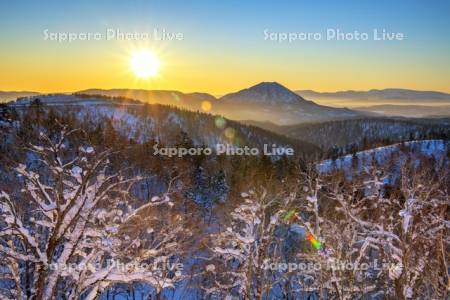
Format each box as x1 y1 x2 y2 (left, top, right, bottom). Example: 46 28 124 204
1 0 449 94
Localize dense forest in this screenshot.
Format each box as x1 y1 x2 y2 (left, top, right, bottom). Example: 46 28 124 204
247 117 450 158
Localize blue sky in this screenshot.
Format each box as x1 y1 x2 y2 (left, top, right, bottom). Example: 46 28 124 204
1 0 449 93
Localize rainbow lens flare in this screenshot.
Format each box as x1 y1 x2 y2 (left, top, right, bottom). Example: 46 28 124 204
307 232 322 250
282 209 323 251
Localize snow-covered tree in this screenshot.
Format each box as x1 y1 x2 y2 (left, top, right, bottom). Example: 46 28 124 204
199 189 297 299
0 125 187 299
296 164 449 299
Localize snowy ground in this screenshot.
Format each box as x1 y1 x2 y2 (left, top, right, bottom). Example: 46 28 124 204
317 139 449 176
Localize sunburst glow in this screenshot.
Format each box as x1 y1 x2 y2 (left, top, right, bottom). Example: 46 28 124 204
130 50 160 79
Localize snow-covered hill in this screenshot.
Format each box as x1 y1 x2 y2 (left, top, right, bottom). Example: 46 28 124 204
273 117 450 152
317 140 449 177
9 94 319 157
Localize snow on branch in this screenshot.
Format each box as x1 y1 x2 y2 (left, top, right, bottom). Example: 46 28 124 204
0 126 187 300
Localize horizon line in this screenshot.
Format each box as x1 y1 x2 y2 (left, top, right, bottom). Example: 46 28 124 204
3 84 450 96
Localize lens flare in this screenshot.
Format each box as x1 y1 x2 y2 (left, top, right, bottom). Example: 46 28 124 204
201 100 212 112
224 127 235 140
215 116 226 128
307 233 322 250
283 209 323 251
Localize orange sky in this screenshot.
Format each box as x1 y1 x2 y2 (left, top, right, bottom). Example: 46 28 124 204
1 1 449 94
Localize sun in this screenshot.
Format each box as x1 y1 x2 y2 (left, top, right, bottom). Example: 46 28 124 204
130 50 160 78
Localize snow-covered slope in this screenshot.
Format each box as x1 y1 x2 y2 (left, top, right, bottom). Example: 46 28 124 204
317 140 449 176
275 117 450 151
10 94 319 157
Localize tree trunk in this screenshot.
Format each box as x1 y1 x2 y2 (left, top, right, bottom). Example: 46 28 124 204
31 265 48 300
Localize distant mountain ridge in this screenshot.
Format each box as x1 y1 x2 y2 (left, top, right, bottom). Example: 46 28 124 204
77 82 363 125
77 88 216 111
354 104 450 118
7 84 449 124
296 88 450 103
0 91 40 103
